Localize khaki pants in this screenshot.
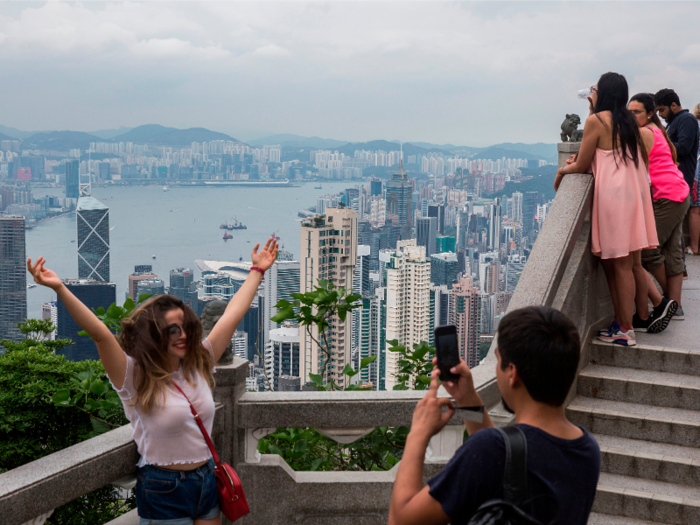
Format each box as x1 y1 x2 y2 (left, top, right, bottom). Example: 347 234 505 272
642 195 691 276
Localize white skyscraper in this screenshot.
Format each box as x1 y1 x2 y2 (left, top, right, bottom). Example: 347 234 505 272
263 260 301 345
384 239 432 390
511 191 523 223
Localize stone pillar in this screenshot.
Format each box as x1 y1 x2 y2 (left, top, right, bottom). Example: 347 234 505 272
558 142 581 169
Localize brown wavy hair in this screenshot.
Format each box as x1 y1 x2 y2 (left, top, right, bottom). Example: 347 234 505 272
119 295 214 413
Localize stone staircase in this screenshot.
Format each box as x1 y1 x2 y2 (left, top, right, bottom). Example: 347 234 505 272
567 340 700 524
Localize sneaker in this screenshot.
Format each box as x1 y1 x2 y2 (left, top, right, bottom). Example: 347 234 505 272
597 320 621 337
684 271 689 280
649 297 677 333
598 328 636 346
673 305 685 321
632 313 651 333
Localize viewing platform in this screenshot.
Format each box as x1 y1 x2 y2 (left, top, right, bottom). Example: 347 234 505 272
2 143 699 524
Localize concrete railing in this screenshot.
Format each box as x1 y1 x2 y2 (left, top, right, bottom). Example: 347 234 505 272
1 143 608 525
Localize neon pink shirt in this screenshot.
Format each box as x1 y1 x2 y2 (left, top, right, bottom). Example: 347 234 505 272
647 127 689 202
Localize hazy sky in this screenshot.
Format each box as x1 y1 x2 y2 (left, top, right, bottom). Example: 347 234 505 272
1 1 699 146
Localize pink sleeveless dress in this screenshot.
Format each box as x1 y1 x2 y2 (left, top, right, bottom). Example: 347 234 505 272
591 148 658 259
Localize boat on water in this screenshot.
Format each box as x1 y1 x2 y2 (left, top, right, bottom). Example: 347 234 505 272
163 186 169 192
223 232 233 240
220 218 247 230
27 283 37 289
314 184 323 189
152 255 156 259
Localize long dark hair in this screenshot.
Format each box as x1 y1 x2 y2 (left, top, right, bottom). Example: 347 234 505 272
630 92 678 165
119 294 213 413
594 72 648 168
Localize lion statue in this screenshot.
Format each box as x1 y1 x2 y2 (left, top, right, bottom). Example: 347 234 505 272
200 299 233 365
561 114 584 142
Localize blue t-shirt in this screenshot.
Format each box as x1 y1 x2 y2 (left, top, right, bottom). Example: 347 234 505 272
428 424 600 525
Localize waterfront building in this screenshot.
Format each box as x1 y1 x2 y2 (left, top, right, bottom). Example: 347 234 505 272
128 268 159 302
77 196 110 282
430 252 459 289
265 326 300 391
0 216 26 342
384 239 431 390
299 207 358 388
203 273 234 300
169 267 197 309
66 160 79 200
263 260 300 345
450 277 480 368
137 278 166 297
57 279 116 361
386 161 412 240
416 216 438 257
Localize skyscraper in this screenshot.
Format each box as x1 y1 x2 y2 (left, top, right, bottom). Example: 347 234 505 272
170 267 197 310
488 198 502 252
430 252 460 288
450 277 480 368
0 216 26 342
416 216 438 257
427 204 445 235
66 160 79 200
77 196 110 282
522 191 538 239
128 267 159 302
57 279 116 361
436 235 456 254
384 239 431 390
137 278 166 297
511 191 523 223
264 326 300 391
264 260 301 345
299 207 358 388
386 161 412 240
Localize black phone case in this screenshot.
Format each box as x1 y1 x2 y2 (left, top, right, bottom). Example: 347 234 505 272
435 326 460 383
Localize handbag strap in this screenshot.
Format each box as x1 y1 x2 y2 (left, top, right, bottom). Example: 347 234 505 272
170 382 222 469
496 426 529 505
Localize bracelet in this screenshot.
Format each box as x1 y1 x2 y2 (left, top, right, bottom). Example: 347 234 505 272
250 266 265 277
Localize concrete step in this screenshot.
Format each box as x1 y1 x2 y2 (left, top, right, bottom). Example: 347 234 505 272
589 340 700 375
595 434 700 486
578 365 700 410
567 397 700 447
594 472 700 525
587 512 667 524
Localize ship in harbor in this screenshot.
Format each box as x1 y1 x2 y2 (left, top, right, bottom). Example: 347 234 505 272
220 218 247 230
223 232 233 240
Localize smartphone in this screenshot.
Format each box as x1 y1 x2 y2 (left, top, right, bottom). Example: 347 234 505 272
434 324 460 383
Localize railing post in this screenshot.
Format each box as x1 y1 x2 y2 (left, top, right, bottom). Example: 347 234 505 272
213 357 249 468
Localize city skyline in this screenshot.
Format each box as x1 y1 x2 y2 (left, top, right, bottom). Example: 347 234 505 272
1 2 698 145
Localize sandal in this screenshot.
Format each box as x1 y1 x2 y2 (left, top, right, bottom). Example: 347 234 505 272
686 247 700 256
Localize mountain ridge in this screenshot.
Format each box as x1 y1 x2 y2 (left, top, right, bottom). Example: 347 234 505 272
111 124 240 146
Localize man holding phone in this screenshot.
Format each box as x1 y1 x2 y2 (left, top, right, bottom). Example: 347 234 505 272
388 306 600 525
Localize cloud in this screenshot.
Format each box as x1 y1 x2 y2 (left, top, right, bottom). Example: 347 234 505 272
132 38 229 60
251 44 291 58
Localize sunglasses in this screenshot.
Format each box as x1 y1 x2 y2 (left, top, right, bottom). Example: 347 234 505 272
166 324 185 342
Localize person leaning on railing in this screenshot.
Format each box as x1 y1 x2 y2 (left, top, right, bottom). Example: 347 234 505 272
27 238 278 525
388 306 600 525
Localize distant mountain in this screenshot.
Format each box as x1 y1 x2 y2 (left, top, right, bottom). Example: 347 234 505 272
22 131 102 151
111 124 240 146
487 143 557 160
248 134 348 149
0 132 15 142
470 146 545 161
335 140 443 158
483 165 557 201
90 127 134 140
0 125 36 139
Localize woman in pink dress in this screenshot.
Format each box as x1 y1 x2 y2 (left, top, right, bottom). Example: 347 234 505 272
554 72 657 346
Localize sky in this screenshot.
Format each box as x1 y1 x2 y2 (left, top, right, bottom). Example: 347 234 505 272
0 1 699 147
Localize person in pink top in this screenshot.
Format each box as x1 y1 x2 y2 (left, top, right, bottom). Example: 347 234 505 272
27 238 279 525
628 93 688 332
555 72 657 347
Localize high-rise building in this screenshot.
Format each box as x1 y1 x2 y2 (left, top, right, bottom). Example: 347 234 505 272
299 207 358 388
450 277 480 368
137 278 166 297
265 326 300 391
506 255 527 293
355 292 382 389
511 191 523 223
427 204 445 235
416 216 438 258
353 245 371 297
386 161 412 240
384 239 431 390
430 252 460 288
169 267 197 310
263 260 300 345
0 216 26 342
203 273 234 300
233 331 248 359
278 375 301 392
66 160 80 200
431 284 451 329
488 198 502 252
436 235 456 254
42 301 58 340
77 196 110 282
57 279 116 361
370 179 383 196
134 265 152 273
128 268 159 302
522 191 538 238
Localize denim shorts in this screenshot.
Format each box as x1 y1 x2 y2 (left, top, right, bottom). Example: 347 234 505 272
136 460 220 525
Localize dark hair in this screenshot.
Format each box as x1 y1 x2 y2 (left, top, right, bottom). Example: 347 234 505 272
630 92 678 164
594 72 648 169
654 88 681 108
119 294 212 412
497 306 580 407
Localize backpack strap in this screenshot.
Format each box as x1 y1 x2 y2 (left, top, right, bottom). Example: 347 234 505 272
496 426 529 505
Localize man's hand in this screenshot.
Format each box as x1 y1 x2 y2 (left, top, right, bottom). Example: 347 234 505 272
409 369 455 444
433 356 481 407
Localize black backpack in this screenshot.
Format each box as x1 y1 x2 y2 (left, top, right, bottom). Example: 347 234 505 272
467 426 559 525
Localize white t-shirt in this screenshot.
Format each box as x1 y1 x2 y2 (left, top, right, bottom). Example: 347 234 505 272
112 338 216 467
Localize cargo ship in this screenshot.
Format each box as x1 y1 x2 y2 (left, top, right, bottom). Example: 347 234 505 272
223 232 233 240
220 218 247 230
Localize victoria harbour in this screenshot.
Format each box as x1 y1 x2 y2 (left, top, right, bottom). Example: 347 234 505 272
25 182 349 318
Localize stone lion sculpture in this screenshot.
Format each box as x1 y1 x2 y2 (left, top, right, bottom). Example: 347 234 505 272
561 114 584 142
200 299 233 365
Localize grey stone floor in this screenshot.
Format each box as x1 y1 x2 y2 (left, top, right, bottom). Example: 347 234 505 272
637 253 700 351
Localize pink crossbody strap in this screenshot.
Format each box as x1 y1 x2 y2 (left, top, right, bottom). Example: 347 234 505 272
170 382 222 467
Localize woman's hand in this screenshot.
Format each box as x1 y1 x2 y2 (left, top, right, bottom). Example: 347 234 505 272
27 257 63 291
251 238 279 272
554 168 566 191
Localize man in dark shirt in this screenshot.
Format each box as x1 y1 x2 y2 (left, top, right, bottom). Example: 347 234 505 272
388 306 600 525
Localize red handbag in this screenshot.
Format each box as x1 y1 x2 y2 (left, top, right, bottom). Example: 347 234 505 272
172 383 250 522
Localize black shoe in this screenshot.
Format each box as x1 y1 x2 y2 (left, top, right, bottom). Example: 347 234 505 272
649 297 678 333
632 313 651 333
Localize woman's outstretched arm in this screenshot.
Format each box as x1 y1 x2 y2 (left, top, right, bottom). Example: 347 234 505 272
206 239 279 362
27 257 127 388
